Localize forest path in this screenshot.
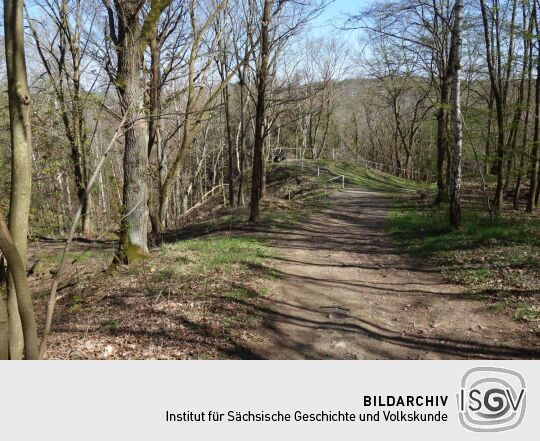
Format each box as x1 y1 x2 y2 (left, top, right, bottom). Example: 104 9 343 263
254 188 540 359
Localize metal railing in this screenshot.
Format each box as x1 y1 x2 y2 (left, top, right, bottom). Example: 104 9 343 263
324 175 345 195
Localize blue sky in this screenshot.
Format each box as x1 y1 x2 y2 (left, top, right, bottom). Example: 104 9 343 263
309 0 373 36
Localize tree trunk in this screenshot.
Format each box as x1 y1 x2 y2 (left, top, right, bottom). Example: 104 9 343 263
435 78 449 205
480 0 506 214
148 30 163 235
237 78 247 206
114 3 150 263
3 0 39 359
526 68 540 212
0 252 7 359
493 108 506 212
514 37 534 210
449 0 463 229
0 208 38 360
527 4 540 212
485 90 494 175
68 0 93 237
249 0 272 223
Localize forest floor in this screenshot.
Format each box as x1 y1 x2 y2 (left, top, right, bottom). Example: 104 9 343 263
29 164 327 359
252 187 540 359
28 161 540 359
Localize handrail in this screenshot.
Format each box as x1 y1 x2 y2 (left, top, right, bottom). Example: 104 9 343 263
324 175 345 194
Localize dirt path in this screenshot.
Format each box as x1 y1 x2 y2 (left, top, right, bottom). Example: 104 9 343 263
255 189 540 359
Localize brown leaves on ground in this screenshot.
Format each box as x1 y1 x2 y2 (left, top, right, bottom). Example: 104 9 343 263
33 237 274 360
441 245 540 326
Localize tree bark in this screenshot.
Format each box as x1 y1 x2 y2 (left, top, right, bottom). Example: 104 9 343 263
237 76 247 206
435 77 449 205
484 90 494 175
527 2 540 212
217 22 235 207
103 0 171 262
0 208 38 360
223 84 235 207
526 67 540 212
449 0 463 229
113 1 150 263
249 0 272 222
480 0 507 213
514 16 534 210
4 0 35 359
0 253 7 358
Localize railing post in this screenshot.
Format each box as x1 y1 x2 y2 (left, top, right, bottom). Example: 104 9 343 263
342 175 345 189
317 166 320 178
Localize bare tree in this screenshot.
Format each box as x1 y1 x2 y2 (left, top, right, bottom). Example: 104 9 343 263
527 0 540 212
28 0 96 236
349 0 455 204
3 0 39 360
449 0 463 228
102 0 171 263
249 0 273 222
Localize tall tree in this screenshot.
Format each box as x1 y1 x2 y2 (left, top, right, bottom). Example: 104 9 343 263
249 0 323 220
449 0 463 228
479 0 518 213
527 0 540 212
349 0 454 204
155 0 234 231
249 0 273 222
3 0 39 359
28 0 95 236
103 0 171 263
215 4 236 206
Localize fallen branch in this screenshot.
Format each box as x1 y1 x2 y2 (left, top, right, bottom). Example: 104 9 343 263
178 184 229 219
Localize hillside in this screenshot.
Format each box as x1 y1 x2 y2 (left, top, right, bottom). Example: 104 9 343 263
26 161 540 359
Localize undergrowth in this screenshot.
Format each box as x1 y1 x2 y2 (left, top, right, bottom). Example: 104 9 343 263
389 197 540 328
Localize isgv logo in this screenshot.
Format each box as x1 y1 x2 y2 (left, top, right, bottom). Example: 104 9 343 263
457 367 526 432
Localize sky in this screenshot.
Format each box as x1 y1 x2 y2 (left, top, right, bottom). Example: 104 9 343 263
309 0 373 37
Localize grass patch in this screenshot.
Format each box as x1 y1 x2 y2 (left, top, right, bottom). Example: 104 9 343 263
225 288 260 300
42 250 99 264
162 235 273 272
389 197 540 326
69 294 91 313
316 160 435 192
514 304 540 322
389 201 539 255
